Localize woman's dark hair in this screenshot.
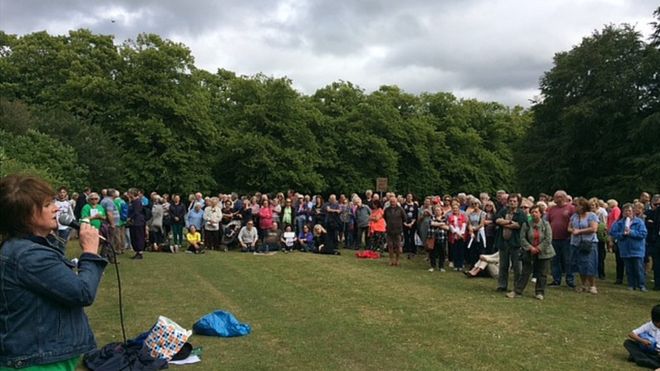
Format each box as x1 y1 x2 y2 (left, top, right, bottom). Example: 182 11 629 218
372 199 381 209
529 205 541 214
0 174 55 237
652 304 660 323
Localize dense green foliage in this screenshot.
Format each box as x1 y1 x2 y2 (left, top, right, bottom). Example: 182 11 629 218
1 9 658 199
517 17 660 201
0 29 529 195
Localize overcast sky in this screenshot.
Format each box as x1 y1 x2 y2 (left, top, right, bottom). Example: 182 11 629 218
0 0 657 106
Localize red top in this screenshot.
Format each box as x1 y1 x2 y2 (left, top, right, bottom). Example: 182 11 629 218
546 204 575 240
369 208 386 233
607 206 621 230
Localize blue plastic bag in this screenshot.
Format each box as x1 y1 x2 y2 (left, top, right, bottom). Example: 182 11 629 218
193 310 251 337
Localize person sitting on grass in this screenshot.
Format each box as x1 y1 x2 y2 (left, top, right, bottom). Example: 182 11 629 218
312 224 340 255
298 224 314 252
186 225 204 254
624 304 660 370
238 220 258 253
260 222 281 254
281 225 297 253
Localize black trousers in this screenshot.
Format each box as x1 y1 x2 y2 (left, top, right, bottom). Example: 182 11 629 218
205 230 220 250
624 339 660 369
614 242 625 282
597 240 607 278
403 227 416 254
429 239 446 269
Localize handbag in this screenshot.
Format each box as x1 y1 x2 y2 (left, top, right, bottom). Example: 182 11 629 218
425 237 435 251
578 240 592 254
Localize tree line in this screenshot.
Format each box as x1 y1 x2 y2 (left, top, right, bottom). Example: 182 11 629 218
1 7 658 201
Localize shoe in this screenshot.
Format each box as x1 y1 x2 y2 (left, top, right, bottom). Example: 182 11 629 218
169 245 175 253
428 268 434 272
449 262 454 268
131 253 143 260
186 250 193 254
535 294 544 300
506 291 518 299
496 287 507 292
531 278 537 283
588 286 598 294
614 280 623 285
548 281 560 287
640 287 648 292
567 283 576 289
440 268 446 272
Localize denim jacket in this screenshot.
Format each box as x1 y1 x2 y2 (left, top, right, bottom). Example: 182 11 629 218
0 235 107 368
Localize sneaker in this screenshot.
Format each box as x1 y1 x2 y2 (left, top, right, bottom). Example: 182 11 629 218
531 278 537 283
223 247 228 252
548 281 560 287
506 291 518 299
535 294 544 300
253 252 259 255
449 262 454 268
440 268 446 272
588 286 598 294
640 287 648 292
428 268 434 272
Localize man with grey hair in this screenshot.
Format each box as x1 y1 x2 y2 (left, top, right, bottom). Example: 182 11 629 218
547 190 576 287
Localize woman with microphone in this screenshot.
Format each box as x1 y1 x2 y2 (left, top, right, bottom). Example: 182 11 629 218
0 174 108 370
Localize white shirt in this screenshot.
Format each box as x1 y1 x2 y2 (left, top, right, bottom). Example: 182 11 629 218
55 199 72 230
633 321 660 351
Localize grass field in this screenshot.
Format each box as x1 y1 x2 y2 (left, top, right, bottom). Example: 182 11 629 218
71 243 658 370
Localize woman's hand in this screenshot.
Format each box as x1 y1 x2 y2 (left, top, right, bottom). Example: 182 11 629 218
79 223 100 255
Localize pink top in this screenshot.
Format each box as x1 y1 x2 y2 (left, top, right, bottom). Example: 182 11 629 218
546 203 575 240
259 207 273 230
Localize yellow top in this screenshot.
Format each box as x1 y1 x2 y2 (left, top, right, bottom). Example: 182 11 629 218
186 232 201 244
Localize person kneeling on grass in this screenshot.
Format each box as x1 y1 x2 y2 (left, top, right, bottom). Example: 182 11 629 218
624 304 660 370
259 222 281 254
186 225 204 254
238 220 258 253
312 224 340 255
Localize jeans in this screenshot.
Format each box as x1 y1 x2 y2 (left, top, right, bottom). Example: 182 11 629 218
498 244 522 290
551 239 575 286
623 257 646 289
171 224 184 245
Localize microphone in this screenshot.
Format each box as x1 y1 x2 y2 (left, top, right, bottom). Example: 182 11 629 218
58 213 106 241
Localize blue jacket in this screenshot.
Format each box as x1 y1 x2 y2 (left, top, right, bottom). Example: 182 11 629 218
0 235 107 368
609 217 648 258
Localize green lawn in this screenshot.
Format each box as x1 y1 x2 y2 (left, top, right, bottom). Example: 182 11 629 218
72 244 656 370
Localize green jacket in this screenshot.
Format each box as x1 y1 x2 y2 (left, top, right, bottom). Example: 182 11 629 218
520 219 555 259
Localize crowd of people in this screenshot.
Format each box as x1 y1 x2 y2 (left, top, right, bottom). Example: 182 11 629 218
1 172 659 370
55 186 660 299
